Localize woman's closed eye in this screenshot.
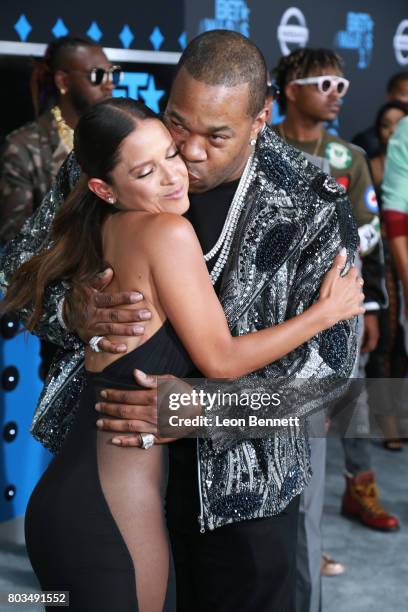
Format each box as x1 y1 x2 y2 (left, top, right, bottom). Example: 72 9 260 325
136 167 153 179
135 151 179 179
166 149 180 159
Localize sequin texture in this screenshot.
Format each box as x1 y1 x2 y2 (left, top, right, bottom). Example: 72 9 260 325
319 323 349 372
0 126 360 532
255 221 301 273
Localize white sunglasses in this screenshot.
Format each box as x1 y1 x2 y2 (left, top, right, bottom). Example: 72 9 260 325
290 75 350 97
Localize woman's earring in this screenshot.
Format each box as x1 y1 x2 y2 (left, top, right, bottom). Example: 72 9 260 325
60 88 67 95
107 196 116 204
250 138 257 146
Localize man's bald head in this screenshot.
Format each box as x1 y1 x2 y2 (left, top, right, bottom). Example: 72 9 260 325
175 30 268 118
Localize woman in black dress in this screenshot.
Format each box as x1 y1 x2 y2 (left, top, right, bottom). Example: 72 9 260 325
3 98 364 611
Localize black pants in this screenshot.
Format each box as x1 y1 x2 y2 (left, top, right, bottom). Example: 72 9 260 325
167 442 300 612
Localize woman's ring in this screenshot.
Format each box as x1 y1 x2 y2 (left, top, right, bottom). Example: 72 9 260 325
140 433 155 450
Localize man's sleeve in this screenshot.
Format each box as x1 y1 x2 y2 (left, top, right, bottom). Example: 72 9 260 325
348 148 387 311
361 242 387 312
347 150 378 228
206 187 361 453
0 153 82 350
382 116 408 239
0 137 36 243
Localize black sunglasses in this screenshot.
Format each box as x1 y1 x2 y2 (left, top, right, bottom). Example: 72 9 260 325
64 66 123 86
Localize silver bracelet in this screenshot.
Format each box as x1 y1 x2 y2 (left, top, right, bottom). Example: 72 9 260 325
56 297 68 331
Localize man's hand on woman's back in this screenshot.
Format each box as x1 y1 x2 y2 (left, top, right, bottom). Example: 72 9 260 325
64 268 152 353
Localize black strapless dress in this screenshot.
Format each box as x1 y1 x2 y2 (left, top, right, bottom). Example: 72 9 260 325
25 320 193 611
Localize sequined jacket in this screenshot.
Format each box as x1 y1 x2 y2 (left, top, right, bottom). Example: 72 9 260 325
0 110 70 243
0 126 359 532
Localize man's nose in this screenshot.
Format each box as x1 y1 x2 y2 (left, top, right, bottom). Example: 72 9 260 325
178 135 207 163
102 77 115 94
328 88 341 102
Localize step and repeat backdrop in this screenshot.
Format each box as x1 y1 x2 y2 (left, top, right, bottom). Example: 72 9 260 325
0 0 185 139
1 0 408 524
186 0 408 141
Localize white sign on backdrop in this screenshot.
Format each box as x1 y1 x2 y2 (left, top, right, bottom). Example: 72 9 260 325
199 0 250 37
277 7 309 56
394 19 408 65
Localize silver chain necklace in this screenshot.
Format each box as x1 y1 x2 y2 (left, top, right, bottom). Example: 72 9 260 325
204 153 257 285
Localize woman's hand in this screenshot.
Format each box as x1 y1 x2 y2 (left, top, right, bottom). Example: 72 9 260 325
317 249 365 328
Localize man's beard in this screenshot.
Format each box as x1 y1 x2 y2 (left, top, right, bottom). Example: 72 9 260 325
69 88 110 116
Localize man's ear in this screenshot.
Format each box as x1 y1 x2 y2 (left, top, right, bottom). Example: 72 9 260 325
54 69 69 95
250 106 269 141
263 96 274 123
88 178 116 204
284 82 297 105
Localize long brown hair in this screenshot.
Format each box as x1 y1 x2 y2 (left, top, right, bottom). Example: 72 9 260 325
3 98 157 330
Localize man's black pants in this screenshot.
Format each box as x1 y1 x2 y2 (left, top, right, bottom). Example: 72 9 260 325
166 442 300 612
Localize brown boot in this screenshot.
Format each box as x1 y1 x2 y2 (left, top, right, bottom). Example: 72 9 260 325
341 470 400 531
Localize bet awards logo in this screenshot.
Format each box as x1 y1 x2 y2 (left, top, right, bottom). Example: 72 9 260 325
335 12 374 69
394 20 408 65
199 0 250 37
114 73 165 113
277 7 309 56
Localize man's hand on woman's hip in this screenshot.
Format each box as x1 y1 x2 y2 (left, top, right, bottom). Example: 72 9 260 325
95 369 198 447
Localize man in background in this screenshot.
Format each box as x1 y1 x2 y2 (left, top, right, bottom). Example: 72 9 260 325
272 47 397 612
0 35 118 375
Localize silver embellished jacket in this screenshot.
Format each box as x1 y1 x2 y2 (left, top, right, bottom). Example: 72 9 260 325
0 125 359 532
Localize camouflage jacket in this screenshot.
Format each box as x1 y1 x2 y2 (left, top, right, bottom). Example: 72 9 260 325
0 110 70 243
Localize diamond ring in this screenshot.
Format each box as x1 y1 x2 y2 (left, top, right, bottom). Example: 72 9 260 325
89 336 104 353
140 433 155 450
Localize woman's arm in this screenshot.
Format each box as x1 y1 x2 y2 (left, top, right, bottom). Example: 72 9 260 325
148 214 364 379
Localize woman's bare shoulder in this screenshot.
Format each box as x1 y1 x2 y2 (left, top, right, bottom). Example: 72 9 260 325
145 213 196 242
143 213 202 269
106 212 198 262
108 210 191 234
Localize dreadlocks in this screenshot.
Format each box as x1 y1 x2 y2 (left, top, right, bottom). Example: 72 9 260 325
272 48 344 113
